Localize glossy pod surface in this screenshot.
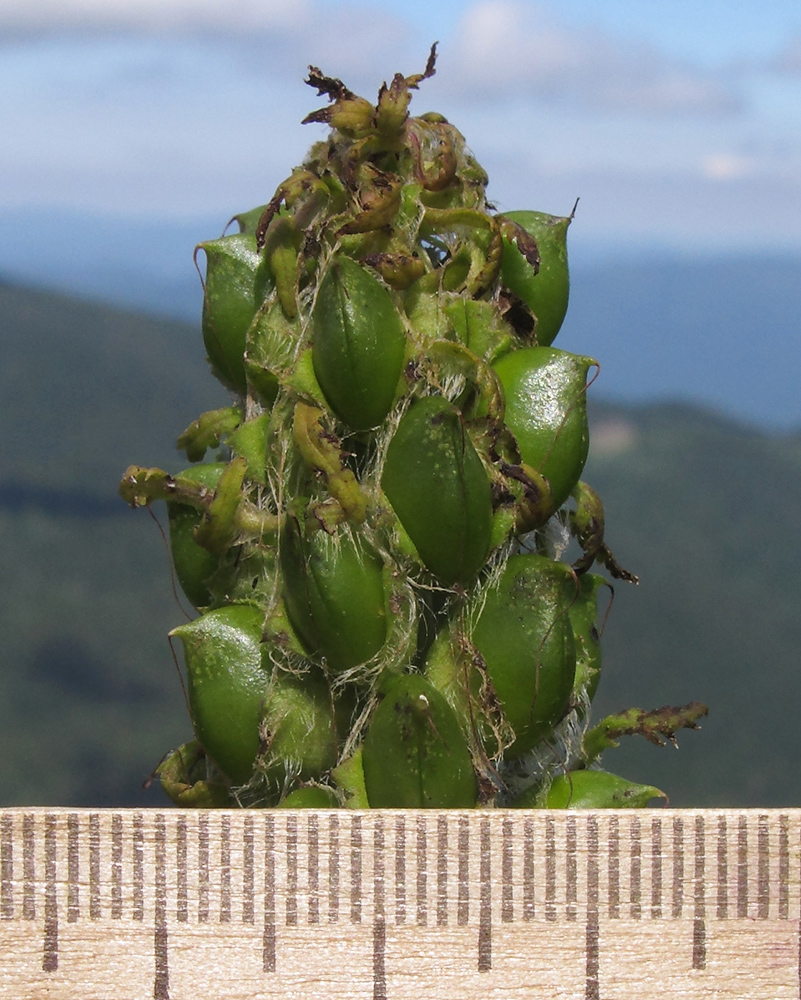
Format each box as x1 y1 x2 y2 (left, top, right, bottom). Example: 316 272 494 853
545 769 666 808
166 462 227 609
280 521 387 673
312 256 407 430
170 604 269 786
499 210 571 347
199 233 272 395
493 346 595 510
381 395 493 585
362 675 478 808
471 553 577 756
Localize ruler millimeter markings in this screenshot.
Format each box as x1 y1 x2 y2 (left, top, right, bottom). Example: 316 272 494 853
1 808 799 999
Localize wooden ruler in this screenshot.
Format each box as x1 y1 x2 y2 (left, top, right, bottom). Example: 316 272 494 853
1 807 799 998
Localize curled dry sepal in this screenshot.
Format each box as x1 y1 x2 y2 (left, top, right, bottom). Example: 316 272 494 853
583 703 710 763
121 44 707 809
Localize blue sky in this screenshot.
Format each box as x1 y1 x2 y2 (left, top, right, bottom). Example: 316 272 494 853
2 0 800 255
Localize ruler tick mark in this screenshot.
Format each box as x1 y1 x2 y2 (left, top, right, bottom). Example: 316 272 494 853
672 817 684 918
586 816 600 1000
307 814 319 926
758 814 770 919
351 814 363 925
717 816 728 919
43 813 58 973
133 813 145 922
523 816 535 921
437 815 448 927
737 815 748 918
89 813 101 920
545 816 556 922
779 814 789 920
502 816 514 924
111 812 123 920
220 815 231 923
373 819 387 1000
286 815 298 927
23 813 35 920
176 817 188 923
478 816 491 972
394 815 405 925
416 815 427 927
457 814 469 926
630 818 641 920
374 818 386 918
651 817 663 919
243 814 255 925
566 816 578 922
328 814 340 924
0 813 12 919
692 815 706 970
373 917 386 1000
608 816 620 919
197 813 209 923
154 814 170 1000
67 813 80 923
263 815 276 973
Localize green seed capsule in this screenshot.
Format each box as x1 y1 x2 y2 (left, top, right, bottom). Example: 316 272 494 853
280 521 387 673
381 395 493 585
471 553 577 756
311 255 407 430
493 346 596 510
169 604 268 786
278 786 340 808
198 232 272 395
499 209 571 346
362 675 478 808
260 668 340 783
166 462 226 609
545 769 666 808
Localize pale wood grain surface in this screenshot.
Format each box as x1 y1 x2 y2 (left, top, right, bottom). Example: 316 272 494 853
1 808 798 999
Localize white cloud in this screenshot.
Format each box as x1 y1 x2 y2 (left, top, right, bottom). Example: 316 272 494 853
0 0 308 34
701 153 754 181
448 1 739 115
773 35 801 74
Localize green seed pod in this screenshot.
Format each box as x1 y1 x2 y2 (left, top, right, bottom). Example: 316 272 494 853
260 667 340 783
312 255 407 430
569 573 607 706
545 769 666 808
166 462 226 609
278 786 340 808
493 346 596 510
381 395 493 585
280 520 387 673
499 210 571 346
471 553 577 756
362 675 478 808
198 232 272 395
169 604 268 786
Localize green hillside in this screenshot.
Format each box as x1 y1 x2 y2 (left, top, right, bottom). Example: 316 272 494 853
1 280 798 807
